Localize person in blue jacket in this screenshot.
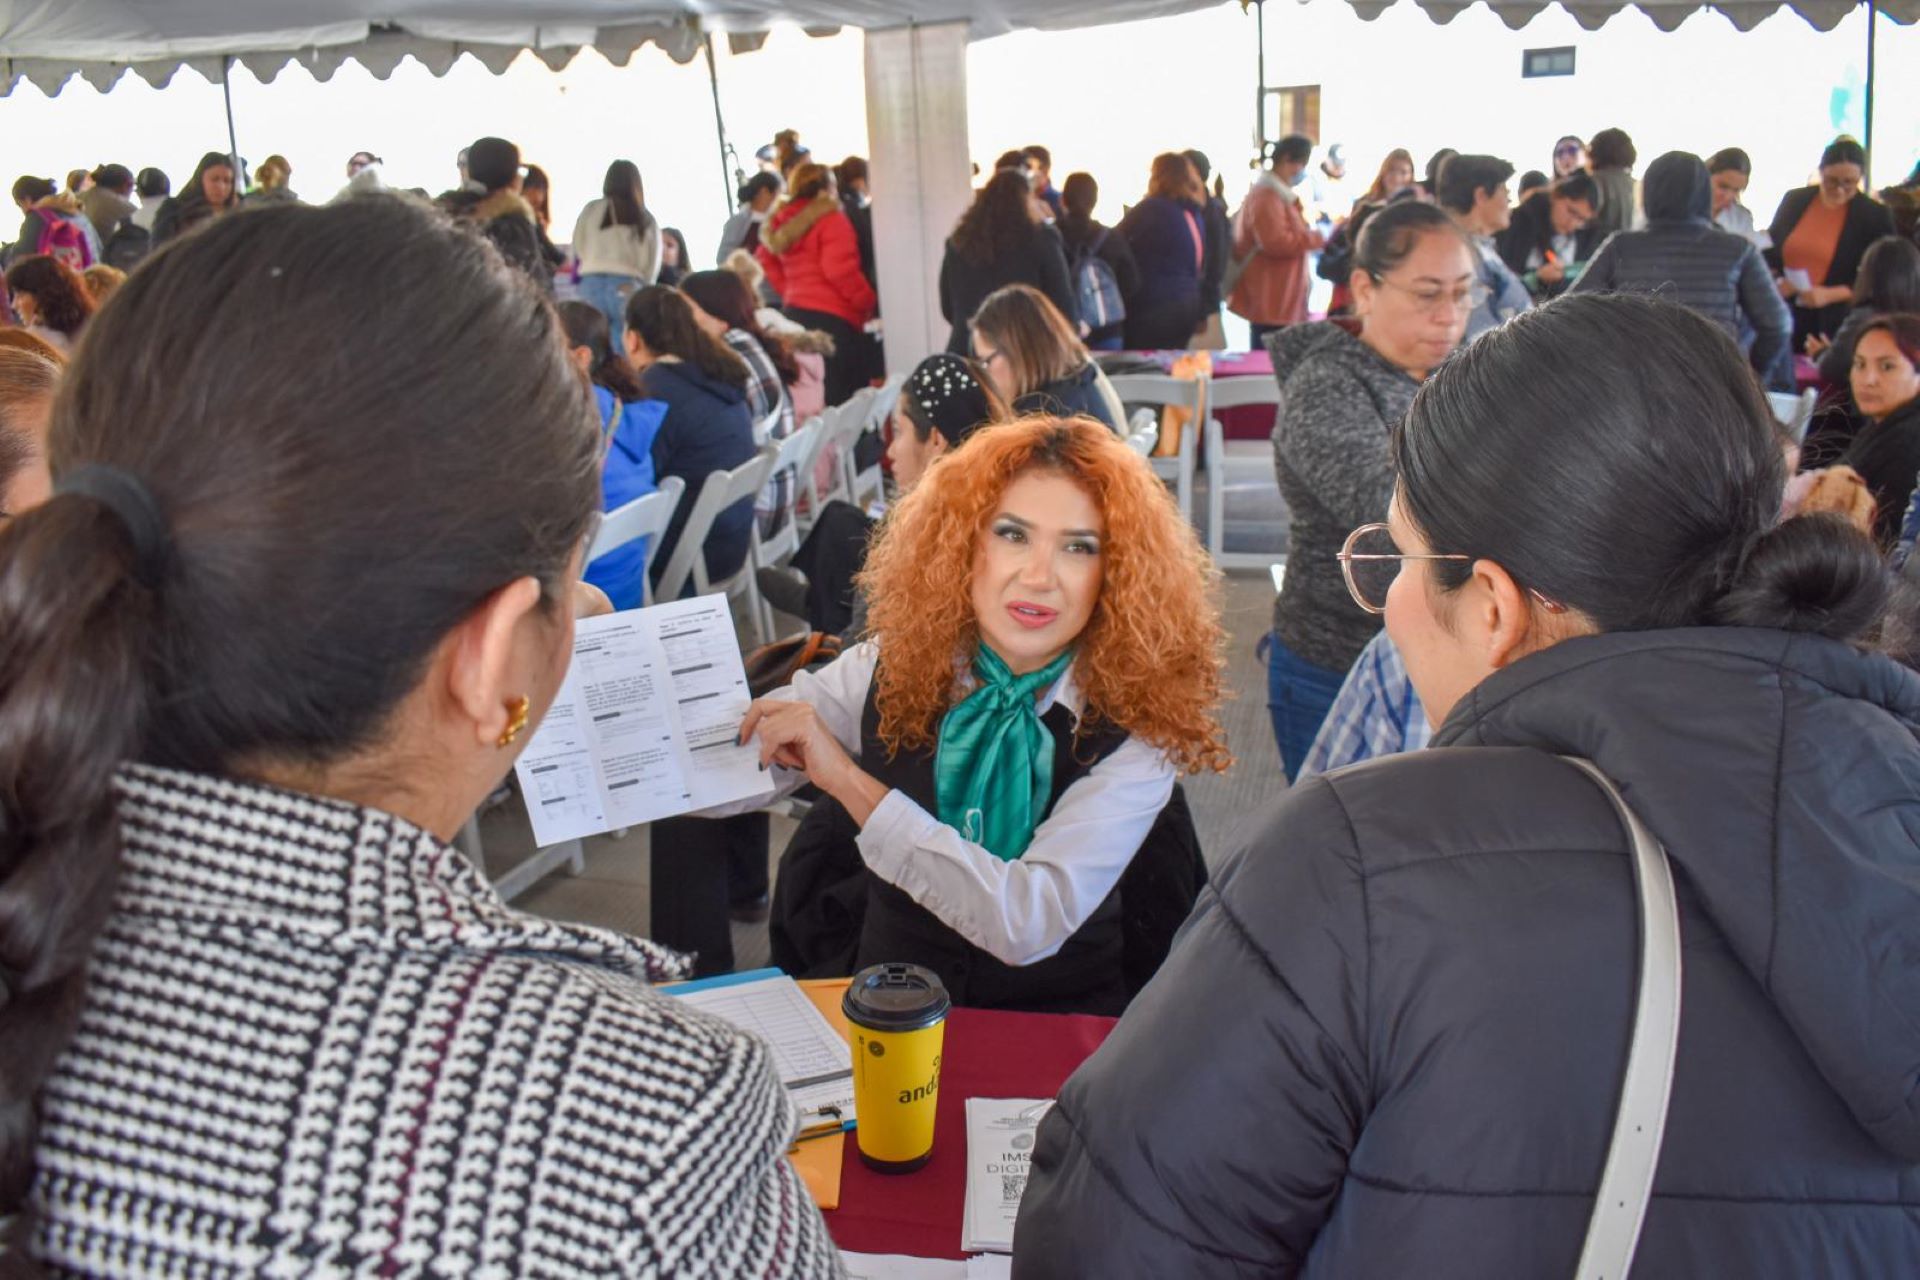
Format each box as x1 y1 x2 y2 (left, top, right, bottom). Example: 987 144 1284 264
558 300 666 611
622 285 758 596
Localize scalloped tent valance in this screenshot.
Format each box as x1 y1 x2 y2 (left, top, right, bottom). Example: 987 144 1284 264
1345 0 1912 31
0 1 1221 97
1 0 1907 97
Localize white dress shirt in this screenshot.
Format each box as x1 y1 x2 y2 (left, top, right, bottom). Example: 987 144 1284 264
712 641 1176 968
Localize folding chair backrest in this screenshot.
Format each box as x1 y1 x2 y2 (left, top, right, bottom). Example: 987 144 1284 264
1767 389 1818 443
1125 409 1159 457
590 476 684 562
1208 374 1282 413
1106 372 1207 423
653 449 777 604
833 386 881 505
589 475 685 607
756 420 819 567
868 373 906 433
752 401 784 445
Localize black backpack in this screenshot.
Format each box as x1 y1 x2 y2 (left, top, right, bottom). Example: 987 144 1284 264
102 222 151 271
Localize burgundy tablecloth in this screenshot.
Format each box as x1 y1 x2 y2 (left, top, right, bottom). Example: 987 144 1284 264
822 1005 1116 1259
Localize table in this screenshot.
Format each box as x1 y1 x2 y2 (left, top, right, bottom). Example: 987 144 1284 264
823 1005 1116 1260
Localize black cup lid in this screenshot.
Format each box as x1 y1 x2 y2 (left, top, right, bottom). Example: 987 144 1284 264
843 963 951 1031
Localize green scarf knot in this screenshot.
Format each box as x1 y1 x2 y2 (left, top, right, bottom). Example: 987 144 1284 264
934 645 1075 862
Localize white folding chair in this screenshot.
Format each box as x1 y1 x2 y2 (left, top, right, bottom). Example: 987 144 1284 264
829 386 881 511
750 401 783 446
1767 389 1818 443
1125 408 1159 457
752 420 822 638
1205 375 1284 569
1106 373 1205 532
793 405 838 536
652 447 778 644
587 475 684 608
850 374 905 510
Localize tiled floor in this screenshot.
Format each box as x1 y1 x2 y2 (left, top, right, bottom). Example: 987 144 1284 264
484 564 1291 968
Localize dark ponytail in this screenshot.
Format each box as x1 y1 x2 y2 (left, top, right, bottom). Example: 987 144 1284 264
1394 292 1891 643
0 502 156 1268
0 194 599 1267
1712 513 1890 639
556 299 644 402
624 284 750 390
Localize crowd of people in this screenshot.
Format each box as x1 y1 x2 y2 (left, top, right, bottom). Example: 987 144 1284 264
0 116 1918 1277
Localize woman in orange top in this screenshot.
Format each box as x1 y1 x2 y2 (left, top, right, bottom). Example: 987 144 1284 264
1767 137 1897 350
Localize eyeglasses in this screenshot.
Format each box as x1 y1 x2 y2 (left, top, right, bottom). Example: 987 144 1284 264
1337 522 1466 614
1370 274 1489 318
1336 522 1571 615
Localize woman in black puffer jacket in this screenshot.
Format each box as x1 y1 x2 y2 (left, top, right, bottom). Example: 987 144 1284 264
1015 292 1920 1278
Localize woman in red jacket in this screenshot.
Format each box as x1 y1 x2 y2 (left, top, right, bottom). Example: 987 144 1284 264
756 162 877 405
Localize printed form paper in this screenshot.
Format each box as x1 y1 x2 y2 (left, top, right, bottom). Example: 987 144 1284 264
669 969 856 1129
514 596 772 847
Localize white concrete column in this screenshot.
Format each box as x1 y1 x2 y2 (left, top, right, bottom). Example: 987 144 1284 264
862 21 974 375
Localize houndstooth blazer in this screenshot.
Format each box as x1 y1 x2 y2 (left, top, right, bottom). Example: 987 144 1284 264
27 764 846 1279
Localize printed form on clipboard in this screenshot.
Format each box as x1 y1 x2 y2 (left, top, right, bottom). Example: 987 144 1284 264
669 969 857 1136
513 595 773 848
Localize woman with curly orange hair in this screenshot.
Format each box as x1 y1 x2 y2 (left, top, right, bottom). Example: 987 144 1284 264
734 415 1230 1013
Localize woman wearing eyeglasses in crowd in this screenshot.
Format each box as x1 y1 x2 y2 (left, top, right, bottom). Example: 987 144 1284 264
1768 137 1898 351
1015 291 1920 1278
969 283 1124 433
0 197 840 1276
1551 134 1587 180
1263 198 1477 779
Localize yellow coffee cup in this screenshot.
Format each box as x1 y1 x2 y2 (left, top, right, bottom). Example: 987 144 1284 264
843 963 951 1173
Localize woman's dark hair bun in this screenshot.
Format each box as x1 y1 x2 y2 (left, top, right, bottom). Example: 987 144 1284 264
1712 513 1889 641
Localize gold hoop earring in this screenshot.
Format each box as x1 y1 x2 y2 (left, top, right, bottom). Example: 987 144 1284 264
497 696 530 748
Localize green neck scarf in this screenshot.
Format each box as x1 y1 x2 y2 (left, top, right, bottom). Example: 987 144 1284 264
934 645 1075 862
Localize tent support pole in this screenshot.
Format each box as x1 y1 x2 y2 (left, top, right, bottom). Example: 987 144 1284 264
221 55 245 187
1863 0 1876 187
1255 0 1268 157
702 34 735 220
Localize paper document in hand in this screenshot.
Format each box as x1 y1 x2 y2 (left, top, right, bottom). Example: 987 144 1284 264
1784 267 1814 292
513 596 771 847
669 968 856 1131
962 1098 1053 1254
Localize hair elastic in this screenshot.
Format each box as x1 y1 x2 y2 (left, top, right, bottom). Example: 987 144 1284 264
55 464 171 588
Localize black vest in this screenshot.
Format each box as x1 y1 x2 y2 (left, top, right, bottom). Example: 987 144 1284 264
768 680 1205 1015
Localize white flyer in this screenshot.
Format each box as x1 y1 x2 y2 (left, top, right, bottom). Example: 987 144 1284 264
513 596 773 847
962 1098 1053 1254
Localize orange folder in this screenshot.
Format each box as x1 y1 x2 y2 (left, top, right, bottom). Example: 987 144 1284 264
789 978 854 1210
